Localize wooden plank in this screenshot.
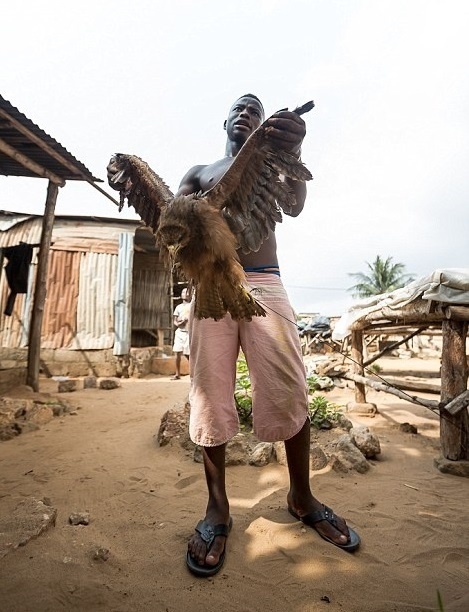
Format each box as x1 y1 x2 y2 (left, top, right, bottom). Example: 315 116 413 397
444 389 469 415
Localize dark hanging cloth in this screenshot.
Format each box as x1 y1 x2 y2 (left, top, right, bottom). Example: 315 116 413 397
2 243 34 316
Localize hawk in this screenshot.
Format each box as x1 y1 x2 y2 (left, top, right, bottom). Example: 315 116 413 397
107 101 314 321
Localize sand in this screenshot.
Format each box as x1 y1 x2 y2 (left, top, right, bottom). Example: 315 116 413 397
0 357 468 612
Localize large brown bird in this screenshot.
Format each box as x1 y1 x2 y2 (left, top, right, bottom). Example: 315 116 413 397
107 101 314 321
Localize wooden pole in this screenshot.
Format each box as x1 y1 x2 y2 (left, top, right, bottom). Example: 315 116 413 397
440 319 469 460
351 329 367 403
344 372 440 410
26 180 59 391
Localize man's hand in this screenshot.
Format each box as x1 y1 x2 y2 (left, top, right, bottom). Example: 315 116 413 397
264 110 306 155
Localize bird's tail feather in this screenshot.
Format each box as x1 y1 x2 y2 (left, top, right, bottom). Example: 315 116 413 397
195 283 266 321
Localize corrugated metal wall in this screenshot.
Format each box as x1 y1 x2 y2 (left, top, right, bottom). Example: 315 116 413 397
114 232 133 355
41 250 81 348
132 251 170 329
68 251 118 350
0 213 170 352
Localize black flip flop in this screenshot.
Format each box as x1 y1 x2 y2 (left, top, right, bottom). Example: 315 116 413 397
186 517 233 577
288 505 360 552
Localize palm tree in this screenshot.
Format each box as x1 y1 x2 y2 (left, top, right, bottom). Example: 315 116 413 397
348 255 415 298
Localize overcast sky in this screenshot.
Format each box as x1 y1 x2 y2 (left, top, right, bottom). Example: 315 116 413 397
2 0 468 315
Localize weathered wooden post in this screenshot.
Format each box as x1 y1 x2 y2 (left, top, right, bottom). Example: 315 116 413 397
440 319 469 461
351 329 366 403
26 180 60 391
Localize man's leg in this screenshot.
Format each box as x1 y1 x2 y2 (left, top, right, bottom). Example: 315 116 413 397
187 444 231 567
284 419 351 546
173 351 182 379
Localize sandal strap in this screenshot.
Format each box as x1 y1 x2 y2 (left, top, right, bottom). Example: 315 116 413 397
305 505 338 527
195 520 230 545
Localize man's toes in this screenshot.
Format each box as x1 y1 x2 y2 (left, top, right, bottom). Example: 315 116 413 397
317 518 349 544
205 538 224 564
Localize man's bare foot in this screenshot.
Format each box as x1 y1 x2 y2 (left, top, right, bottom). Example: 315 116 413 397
287 497 360 551
186 517 232 577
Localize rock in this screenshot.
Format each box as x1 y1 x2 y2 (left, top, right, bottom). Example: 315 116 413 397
330 434 370 474
69 512 90 526
26 404 54 425
399 422 418 434
90 546 110 561
99 378 120 390
310 444 328 470
156 401 190 447
434 457 469 478
84 375 97 389
58 380 77 393
0 497 57 558
225 434 250 465
249 442 274 466
0 422 22 441
350 425 381 458
346 401 378 416
335 414 354 431
273 441 287 466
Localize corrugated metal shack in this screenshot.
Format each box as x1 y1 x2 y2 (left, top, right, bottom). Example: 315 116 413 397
0 210 171 370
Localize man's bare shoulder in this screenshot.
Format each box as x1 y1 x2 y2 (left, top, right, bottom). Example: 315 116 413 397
177 157 233 195
176 164 207 196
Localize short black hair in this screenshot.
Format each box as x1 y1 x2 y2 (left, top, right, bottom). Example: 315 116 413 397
237 93 265 117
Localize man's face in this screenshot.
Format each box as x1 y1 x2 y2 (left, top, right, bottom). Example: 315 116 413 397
225 97 264 143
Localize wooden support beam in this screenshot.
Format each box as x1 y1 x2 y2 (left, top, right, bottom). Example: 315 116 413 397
440 319 469 460
351 301 444 330
344 372 440 410
444 389 469 416
444 305 469 322
351 329 366 403
0 137 64 185
26 180 59 391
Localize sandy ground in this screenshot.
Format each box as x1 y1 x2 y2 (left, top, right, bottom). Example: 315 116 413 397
0 357 468 612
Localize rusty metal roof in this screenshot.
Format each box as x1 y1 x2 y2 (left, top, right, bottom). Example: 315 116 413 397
0 94 100 183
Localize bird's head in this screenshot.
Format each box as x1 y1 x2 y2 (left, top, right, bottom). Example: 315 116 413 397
156 195 194 258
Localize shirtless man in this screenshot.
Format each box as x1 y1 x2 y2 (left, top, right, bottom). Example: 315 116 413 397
179 95 360 577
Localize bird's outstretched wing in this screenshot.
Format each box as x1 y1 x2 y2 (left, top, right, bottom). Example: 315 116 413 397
202 101 314 254
107 153 174 232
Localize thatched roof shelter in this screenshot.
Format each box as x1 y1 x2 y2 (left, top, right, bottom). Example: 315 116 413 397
333 269 469 469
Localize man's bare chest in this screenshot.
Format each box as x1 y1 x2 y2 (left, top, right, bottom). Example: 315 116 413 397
198 157 234 192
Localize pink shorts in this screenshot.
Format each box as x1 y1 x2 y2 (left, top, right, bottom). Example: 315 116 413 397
188 273 308 446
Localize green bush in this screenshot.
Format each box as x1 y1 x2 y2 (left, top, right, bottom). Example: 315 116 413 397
308 395 343 429
234 356 253 429
235 355 343 431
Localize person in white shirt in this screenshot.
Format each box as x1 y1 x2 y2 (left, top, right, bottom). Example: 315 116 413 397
171 288 191 379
